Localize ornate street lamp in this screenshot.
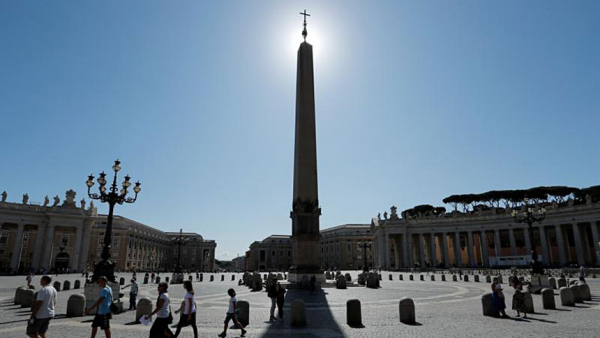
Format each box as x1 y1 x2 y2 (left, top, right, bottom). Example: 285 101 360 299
86 159 141 282
171 229 189 274
512 197 546 275
358 238 372 272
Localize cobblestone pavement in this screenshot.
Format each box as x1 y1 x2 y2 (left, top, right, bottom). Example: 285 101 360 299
0 272 598 337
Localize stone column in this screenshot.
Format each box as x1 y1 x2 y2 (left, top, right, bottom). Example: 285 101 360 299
480 231 489 267
454 232 462 267
591 222 599 266
10 223 25 271
41 224 56 271
402 234 409 267
418 233 426 267
393 235 401 269
442 232 450 268
571 224 585 266
494 229 502 257
524 227 531 254
509 229 517 256
430 233 437 267
467 231 477 266
407 233 414 267
31 223 46 270
79 220 94 272
539 226 550 265
555 225 567 266
71 225 83 272
384 232 391 269
377 231 385 267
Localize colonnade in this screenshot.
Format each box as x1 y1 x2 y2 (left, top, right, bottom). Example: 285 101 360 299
376 221 600 268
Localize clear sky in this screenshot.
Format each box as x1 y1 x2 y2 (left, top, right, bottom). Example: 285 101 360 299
1 1 599 260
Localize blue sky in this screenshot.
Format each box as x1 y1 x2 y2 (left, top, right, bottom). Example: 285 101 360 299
1 1 599 260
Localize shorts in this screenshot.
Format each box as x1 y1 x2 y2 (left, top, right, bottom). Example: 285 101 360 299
26 317 52 335
224 312 238 325
92 314 111 330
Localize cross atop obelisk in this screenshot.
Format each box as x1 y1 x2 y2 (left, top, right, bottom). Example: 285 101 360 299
300 9 310 41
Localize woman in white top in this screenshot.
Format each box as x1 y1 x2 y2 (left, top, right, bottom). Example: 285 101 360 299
147 282 174 338
174 280 198 338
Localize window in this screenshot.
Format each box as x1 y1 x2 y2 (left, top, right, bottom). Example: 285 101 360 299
0 233 8 245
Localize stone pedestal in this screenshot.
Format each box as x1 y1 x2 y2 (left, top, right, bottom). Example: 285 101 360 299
237 300 249 327
84 282 120 315
529 274 551 294
399 298 416 324
171 272 184 284
67 294 86 317
346 299 362 327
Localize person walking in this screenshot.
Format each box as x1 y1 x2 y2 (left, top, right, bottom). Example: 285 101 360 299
267 278 277 321
511 279 527 318
173 281 198 338
146 282 174 338
84 276 113 338
276 282 286 322
27 276 57 338
491 277 509 318
123 279 139 310
218 289 246 338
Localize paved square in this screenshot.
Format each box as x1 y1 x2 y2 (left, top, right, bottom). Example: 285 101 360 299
1 272 598 338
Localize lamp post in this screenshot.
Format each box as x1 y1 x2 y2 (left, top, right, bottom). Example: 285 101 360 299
511 197 546 275
86 159 141 282
358 238 372 272
171 229 189 274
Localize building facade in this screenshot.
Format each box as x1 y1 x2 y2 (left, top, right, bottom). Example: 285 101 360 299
165 231 216 272
320 224 374 270
231 256 245 272
372 201 600 269
0 190 216 273
246 235 292 272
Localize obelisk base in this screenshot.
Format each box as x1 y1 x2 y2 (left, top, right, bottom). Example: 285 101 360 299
287 267 325 283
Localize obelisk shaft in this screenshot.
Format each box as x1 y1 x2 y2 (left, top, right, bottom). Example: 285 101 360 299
289 42 323 283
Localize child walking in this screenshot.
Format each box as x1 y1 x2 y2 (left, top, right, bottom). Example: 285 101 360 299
218 289 246 338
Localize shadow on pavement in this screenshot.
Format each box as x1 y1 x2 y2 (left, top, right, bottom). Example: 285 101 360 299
258 287 345 338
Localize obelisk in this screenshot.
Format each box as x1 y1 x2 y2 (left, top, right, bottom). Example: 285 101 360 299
288 10 324 283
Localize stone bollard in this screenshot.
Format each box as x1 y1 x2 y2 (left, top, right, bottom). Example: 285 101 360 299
155 277 161 284
548 277 557 290
569 279 578 286
497 276 503 284
221 275 225 282
336 276 347 289
210 275 215 282
481 293 498 317
291 299 307 327
189 275 193 281
277 273 283 280
66 294 86 317
53 281 61 292
28 284 36 290
119 277 125 285
557 278 566 288
420 275 424 281
136 298 153 323
20 289 35 308
357 273 366 286
347 299 362 327
237 300 249 327
264 274 268 280
14 286 27 305
389 274 393 281
571 285 583 303
464 275 469 282
165 277 170 283
325 271 331 280
430 275 435 281
345 273 351 282
232 275 236 281
577 282 591 301
74 280 81 289
143 277 149 284
409 275 414 281
399 297 416 324
523 292 534 313
485 275 491 283
452 275 458 282
541 288 555 310
63 280 71 291
559 287 575 306
200 275 203 282
474 275 480 282
441 275 446 282
399 274 403 281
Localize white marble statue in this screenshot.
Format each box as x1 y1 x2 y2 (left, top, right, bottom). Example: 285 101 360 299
52 195 60 206
64 189 76 206
1 191 6 202
383 211 388 220
80 198 86 209
22 193 29 205
89 200 95 210
43 195 49 207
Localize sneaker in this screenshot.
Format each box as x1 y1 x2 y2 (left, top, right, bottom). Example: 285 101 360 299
241 329 247 337
218 332 226 338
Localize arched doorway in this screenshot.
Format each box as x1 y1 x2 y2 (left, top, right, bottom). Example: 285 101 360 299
55 252 70 270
